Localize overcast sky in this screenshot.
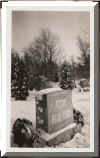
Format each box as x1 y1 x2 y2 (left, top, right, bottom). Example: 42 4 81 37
12 11 90 62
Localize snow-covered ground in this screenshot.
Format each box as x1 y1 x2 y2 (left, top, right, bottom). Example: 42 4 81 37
11 91 36 130
11 88 90 148
58 90 90 148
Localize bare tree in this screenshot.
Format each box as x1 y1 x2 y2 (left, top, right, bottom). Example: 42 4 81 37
28 28 60 80
78 36 90 65
77 36 90 79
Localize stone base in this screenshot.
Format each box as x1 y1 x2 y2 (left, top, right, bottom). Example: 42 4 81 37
38 123 76 146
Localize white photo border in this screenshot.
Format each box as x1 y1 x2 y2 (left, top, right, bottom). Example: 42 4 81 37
1 1 99 157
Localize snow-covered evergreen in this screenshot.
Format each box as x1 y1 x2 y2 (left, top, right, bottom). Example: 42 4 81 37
11 49 29 100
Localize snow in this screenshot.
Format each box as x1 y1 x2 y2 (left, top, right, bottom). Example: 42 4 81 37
11 93 36 130
37 87 62 95
11 88 90 148
57 90 90 148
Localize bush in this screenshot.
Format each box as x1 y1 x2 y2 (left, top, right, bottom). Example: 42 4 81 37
73 109 84 127
79 79 90 88
29 75 51 91
12 118 35 147
12 118 46 147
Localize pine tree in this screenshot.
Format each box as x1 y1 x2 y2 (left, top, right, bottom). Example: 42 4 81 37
60 62 73 90
11 53 20 98
11 51 29 100
15 59 29 100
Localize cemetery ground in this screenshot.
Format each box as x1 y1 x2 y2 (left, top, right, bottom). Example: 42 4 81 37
11 87 90 148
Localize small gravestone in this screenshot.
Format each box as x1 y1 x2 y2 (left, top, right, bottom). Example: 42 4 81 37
36 87 76 146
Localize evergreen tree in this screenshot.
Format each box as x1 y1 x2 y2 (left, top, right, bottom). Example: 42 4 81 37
15 58 29 100
60 62 73 90
11 52 20 98
11 50 29 100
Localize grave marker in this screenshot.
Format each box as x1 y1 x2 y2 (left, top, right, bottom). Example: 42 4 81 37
36 88 76 145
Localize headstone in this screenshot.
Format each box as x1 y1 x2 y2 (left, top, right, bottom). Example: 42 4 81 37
36 88 73 133
36 88 76 145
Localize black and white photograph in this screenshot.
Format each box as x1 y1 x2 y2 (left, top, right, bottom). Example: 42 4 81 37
1 1 99 155
11 10 91 148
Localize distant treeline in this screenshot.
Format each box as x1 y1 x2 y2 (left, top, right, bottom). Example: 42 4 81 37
11 28 90 100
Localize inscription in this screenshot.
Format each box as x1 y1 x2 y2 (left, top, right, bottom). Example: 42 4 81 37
51 110 72 125
55 99 67 110
37 89 73 133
